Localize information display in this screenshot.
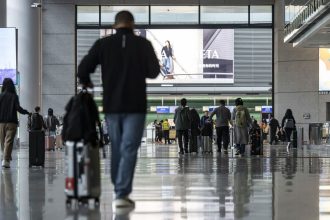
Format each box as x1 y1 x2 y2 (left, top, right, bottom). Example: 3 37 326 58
0 28 17 84
319 48 330 92
101 28 234 84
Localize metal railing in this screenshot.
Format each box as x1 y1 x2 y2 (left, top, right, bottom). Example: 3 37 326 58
284 0 330 38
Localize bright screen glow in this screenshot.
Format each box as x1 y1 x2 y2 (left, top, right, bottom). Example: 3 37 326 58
0 28 17 84
319 48 330 91
101 29 234 84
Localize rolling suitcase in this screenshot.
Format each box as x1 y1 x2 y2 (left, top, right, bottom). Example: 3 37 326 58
56 135 63 150
65 141 101 206
29 130 45 167
202 136 212 153
249 127 263 155
45 135 55 151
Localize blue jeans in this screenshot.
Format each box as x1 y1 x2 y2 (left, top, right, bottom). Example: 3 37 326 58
106 113 145 199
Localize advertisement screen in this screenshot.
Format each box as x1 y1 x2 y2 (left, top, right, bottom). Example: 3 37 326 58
319 48 330 91
100 29 234 84
0 28 17 84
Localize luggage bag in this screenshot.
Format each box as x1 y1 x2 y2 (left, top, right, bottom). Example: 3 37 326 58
29 130 45 167
202 136 212 153
56 135 63 150
45 135 55 151
249 128 263 155
65 141 101 206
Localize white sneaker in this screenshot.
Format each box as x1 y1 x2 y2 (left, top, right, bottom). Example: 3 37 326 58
114 197 135 208
1 160 10 168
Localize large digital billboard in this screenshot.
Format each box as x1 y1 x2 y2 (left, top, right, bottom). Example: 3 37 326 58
0 28 17 84
100 29 234 84
319 48 330 91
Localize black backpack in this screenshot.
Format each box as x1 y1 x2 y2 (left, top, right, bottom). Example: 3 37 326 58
29 113 44 131
62 91 102 146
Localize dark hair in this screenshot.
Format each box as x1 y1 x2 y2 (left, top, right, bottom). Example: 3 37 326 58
284 109 293 117
235 98 243 106
181 98 187 107
48 108 53 116
165 40 172 48
115 11 134 25
1 78 16 94
219 100 226 105
35 106 40 112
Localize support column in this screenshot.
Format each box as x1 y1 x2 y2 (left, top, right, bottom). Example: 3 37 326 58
0 0 6 27
7 0 41 143
274 0 319 141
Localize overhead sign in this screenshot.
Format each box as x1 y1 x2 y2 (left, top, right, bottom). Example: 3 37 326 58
156 106 170 114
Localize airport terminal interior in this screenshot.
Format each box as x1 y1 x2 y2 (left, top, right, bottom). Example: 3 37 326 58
0 0 330 219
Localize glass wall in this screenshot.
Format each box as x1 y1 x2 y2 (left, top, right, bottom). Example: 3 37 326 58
76 4 273 121
77 5 273 26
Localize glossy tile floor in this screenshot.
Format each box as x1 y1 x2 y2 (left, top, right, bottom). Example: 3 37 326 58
1 143 330 220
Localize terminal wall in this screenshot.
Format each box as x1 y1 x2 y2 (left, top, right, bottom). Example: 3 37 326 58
274 0 320 141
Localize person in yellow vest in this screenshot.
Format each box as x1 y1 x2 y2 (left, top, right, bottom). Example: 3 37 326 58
162 119 170 144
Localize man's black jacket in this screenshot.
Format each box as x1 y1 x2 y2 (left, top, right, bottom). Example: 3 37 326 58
78 28 160 113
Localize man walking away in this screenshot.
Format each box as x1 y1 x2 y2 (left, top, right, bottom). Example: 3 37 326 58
30 106 46 131
232 98 252 157
45 108 59 136
269 115 280 145
162 119 170 144
210 100 232 154
77 11 159 209
174 98 190 154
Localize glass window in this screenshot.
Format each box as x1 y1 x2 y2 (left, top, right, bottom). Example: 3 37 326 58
77 6 99 25
250 6 272 24
150 6 198 24
101 6 149 25
200 6 248 24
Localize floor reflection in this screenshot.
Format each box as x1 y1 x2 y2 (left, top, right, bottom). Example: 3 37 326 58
0 144 329 219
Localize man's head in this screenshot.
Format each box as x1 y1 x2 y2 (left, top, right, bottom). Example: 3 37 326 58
35 106 40 113
48 108 53 116
114 11 135 29
219 100 226 106
180 98 187 107
204 111 209 116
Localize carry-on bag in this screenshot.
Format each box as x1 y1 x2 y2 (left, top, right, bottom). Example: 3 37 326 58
65 141 101 206
202 136 212 153
249 127 263 155
29 130 45 167
56 134 63 149
45 135 55 151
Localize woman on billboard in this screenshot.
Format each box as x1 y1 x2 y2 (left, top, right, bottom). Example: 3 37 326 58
161 40 175 79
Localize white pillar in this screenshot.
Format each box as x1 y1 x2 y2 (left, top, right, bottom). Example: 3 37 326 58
7 0 41 143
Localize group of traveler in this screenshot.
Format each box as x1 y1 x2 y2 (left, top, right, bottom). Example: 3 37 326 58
0 77 61 168
173 97 252 156
172 98 297 156
154 119 171 144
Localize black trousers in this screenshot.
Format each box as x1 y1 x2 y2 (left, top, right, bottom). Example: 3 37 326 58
270 128 277 144
163 130 170 144
216 126 230 151
284 128 293 142
177 130 189 152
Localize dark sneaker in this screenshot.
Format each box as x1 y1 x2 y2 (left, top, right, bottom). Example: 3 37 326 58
235 152 240 156
179 151 184 155
115 197 135 208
